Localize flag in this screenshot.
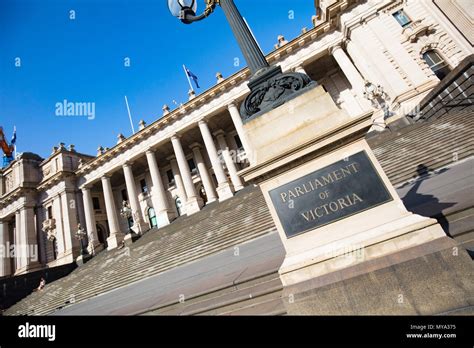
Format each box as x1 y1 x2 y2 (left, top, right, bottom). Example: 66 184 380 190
186 67 200 89
11 126 16 145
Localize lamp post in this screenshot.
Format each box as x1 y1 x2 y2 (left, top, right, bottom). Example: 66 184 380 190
75 223 87 256
120 200 133 234
168 0 315 122
363 81 393 120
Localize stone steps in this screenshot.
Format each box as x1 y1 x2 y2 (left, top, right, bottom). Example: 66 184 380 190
372 110 474 185
36 224 275 314
5 185 278 316
142 271 285 316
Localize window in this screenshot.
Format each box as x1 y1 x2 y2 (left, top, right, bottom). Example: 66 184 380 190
148 207 157 228
423 50 451 80
47 206 53 219
175 197 183 217
121 189 128 202
393 10 411 27
167 170 175 185
234 135 243 150
92 197 101 210
188 158 197 175
140 179 148 194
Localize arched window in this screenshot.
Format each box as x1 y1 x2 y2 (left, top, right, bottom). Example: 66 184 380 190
148 207 158 228
423 50 451 80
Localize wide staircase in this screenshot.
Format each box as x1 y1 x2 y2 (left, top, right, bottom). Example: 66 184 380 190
142 271 285 316
370 108 474 186
5 185 282 316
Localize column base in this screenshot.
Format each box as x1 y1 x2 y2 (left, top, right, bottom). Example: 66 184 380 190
156 210 173 228
131 220 149 235
124 233 134 246
185 197 204 216
216 182 234 202
76 254 86 266
206 196 217 204
107 233 124 251
14 261 43 276
233 183 245 192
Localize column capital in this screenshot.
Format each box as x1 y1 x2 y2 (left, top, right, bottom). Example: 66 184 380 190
292 65 306 73
170 134 181 141
198 119 208 126
227 100 239 110
122 161 134 169
189 142 203 150
145 148 156 156
213 129 226 138
80 185 92 192
101 175 112 181
329 43 343 55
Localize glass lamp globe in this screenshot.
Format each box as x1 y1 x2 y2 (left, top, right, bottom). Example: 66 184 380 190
168 0 197 17
365 82 376 95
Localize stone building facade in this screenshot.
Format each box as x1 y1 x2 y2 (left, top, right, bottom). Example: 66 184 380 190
0 0 472 277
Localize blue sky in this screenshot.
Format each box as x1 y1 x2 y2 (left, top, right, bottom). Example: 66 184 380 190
0 0 316 158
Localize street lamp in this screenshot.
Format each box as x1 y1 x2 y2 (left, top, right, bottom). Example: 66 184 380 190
75 223 87 256
168 0 315 122
363 81 393 121
120 200 134 234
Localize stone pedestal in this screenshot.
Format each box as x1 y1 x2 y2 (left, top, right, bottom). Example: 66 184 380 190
76 254 85 266
239 85 472 314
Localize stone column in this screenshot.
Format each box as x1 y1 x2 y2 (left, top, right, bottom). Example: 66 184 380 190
60 191 81 261
35 207 47 265
146 150 172 227
168 155 188 204
331 44 372 112
190 143 217 203
81 187 101 251
14 211 21 272
0 220 12 277
52 196 66 257
123 163 148 234
198 120 234 202
347 26 407 97
171 135 203 215
227 102 251 157
101 176 123 250
16 207 40 273
214 130 244 191
331 44 366 94
0 173 4 196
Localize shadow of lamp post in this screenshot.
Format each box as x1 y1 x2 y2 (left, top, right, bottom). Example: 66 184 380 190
167 0 315 122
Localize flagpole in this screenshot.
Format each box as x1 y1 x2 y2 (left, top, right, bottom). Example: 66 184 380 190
124 96 136 135
12 126 16 159
183 64 194 93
